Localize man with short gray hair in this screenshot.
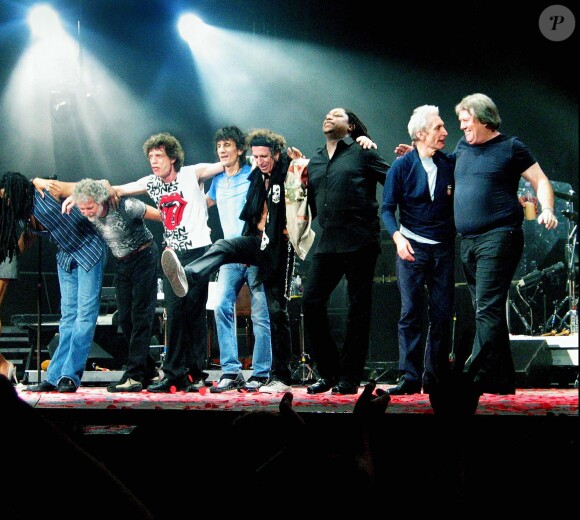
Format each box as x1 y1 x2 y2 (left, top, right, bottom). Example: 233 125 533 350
72 178 162 392
381 105 455 396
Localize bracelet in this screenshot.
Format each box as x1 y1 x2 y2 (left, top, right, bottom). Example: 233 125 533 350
541 207 554 212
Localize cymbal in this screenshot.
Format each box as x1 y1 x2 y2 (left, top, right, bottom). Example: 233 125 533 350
554 189 577 202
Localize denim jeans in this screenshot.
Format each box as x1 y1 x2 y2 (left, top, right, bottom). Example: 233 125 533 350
460 228 524 393
186 235 294 385
47 254 106 387
114 242 159 382
213 263 271 378
396 239 455 389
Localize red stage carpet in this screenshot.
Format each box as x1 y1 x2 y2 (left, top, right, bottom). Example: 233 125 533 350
16 384 578 416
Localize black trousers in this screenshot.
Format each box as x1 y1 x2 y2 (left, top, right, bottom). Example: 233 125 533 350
113 242 159 382
302 243 380 385
460 228 524 394
163 246 210 382
185 235 294 385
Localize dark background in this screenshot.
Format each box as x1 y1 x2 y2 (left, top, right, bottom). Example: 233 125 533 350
1 1 577 353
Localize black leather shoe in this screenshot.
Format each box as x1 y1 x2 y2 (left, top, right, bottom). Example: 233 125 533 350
26 380 57 392
429 378 481 416
185 377 208 392
147 377 188 393
307 378 337 394
387 379 421 395
473 376 515 396
331 381 358 395
57 377 77 393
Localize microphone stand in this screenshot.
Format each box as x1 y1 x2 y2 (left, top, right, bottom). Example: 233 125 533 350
36 236 42 384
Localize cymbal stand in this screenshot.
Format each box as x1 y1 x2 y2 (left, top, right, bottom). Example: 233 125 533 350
558 213 577 332
509 290 533 335
545 295 571 332
554 198 578 333
290 299 318 385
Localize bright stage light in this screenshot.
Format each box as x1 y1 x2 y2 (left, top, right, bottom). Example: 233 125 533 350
1 4 159 182
27 4 64 39
178 13 210 46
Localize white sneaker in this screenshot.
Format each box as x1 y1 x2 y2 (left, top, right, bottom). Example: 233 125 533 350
161 248 188 297
258 379 291 393
239 376 269 392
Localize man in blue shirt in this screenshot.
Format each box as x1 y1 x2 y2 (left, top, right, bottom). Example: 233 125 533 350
25 176 107 393
205 126 271 393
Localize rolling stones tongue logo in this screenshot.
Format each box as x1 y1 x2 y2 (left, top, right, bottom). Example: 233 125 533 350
159 192 187 231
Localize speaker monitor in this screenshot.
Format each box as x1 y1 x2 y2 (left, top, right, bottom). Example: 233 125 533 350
510 339 551 388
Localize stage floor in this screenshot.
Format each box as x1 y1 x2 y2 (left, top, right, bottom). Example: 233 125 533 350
15 381 579 419
16 331 578 419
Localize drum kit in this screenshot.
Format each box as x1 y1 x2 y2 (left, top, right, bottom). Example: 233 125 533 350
510 183 578 335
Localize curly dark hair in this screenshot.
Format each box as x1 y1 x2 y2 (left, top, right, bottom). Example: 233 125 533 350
142 133 185 172
0 171 34 262
214 126 248 169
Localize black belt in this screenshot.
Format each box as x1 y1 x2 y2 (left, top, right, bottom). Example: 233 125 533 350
117 242 152 261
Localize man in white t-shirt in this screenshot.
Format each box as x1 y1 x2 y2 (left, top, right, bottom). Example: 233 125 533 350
109 133 224 392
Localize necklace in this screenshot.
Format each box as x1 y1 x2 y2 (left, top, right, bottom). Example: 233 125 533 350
225 168 241 187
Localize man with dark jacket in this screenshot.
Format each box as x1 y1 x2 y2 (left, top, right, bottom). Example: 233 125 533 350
381 105 455 396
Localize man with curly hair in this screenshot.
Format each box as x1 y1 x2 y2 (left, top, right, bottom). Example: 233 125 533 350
105 133 224 393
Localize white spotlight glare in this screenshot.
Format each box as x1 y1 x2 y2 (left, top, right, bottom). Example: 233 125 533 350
27 4 64 39
178 13 207 45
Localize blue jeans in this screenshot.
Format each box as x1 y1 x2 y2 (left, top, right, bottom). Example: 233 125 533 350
186 235 294 385
396 239 455 389
47 254 106 387
213 263 271 378
460 228 524 393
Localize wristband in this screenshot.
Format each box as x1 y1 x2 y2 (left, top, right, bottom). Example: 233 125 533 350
541 207 554 212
